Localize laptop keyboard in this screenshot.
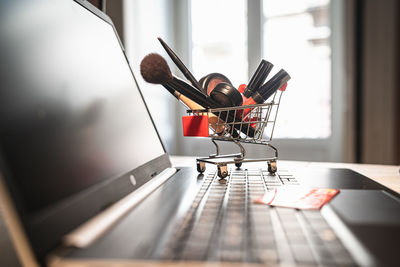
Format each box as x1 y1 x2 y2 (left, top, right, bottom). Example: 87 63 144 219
161 169 356 266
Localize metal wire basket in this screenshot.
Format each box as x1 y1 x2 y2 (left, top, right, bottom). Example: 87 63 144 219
184 90 284 178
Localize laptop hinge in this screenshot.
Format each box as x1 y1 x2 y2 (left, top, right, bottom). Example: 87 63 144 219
63 167 177 248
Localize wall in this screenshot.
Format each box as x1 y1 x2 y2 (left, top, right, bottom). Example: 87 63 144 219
359 0 399 164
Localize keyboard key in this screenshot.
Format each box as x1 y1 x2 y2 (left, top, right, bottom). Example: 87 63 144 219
302 210 324 219
264 179 280 184
308 233 324 246
334 252 356 266
257 248 278 263
181 248 206 261
219 249 244 262
255 235 275 248
318 228 337 242
190 229 212 241
253 225 274 237
222 234 243 248
286 232 307 244
314 247 335 263
275 207 297 220
281 222 303 233
291 244 316 264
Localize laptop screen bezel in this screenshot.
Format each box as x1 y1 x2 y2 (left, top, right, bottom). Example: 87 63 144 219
0 0 171 263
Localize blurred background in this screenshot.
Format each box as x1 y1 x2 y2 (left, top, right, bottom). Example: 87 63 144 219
90 0 399 164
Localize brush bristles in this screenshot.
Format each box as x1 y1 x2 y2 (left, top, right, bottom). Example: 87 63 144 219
140 53 173 84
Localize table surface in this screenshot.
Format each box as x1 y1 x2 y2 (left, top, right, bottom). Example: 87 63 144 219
170 156 400 194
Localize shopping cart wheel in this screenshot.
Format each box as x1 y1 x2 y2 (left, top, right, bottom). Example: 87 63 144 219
268 160 277 174
234 158 242 168
197 161 206 173
235 162 242 168
217 165 228 179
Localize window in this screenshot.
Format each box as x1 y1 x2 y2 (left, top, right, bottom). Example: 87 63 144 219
191 0 247 86
191 0 331 139
263 0 331 138
190 0 344 161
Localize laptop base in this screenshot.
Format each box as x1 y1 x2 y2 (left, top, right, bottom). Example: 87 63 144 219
50 167 400 266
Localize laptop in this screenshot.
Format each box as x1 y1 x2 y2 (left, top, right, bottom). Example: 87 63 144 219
0 0 399 266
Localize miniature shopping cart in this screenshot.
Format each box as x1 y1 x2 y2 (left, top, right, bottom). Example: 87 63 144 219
182 89 284 179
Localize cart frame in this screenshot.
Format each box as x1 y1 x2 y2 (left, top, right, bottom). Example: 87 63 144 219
187 90 284 178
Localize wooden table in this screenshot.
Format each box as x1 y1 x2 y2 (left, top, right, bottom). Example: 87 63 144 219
170 156 400 194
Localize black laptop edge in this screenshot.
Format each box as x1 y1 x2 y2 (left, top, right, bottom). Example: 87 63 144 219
0 0 172 265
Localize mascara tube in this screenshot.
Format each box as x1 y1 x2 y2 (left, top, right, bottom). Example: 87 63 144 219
257 69 290 101
243 60 274 97
238 69 290 118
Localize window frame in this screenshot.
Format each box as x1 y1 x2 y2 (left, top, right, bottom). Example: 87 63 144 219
245 0 347 161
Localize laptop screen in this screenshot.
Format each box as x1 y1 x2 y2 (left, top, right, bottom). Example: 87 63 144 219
0 0 165 218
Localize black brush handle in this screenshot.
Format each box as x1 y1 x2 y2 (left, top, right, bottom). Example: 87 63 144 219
258 69 290 100
243 60 273 97
167 78 210 108
158 37 203 92
168 78 255 137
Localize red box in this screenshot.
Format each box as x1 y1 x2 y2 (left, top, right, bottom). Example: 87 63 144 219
182 115 209 137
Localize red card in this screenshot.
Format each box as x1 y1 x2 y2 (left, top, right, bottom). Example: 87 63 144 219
254 188 339 210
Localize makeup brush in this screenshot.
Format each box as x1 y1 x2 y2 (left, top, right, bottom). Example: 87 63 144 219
140 54 225 134
140 53 254 137
141 53 213 108
157 37 203 92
